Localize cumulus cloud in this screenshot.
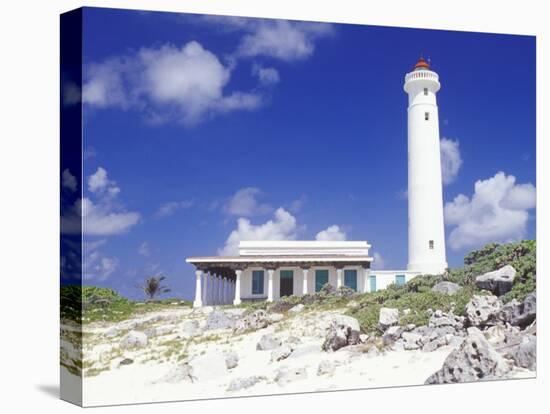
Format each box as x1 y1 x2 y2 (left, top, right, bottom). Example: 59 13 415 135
219 207 297 255
315 225 347 241
372 252 386 270
224 187 272 217
236 20 333 61
252 64 280 86
83 41 262 125
61 167 140 236
440 137 463 185
62 168 77 192
83 239 119 281
444 172 536 250
155 200 194 218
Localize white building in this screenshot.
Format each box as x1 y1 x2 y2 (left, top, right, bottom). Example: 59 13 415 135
187 58 447 307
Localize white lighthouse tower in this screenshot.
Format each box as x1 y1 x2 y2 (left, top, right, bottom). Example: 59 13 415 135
404 57 447 275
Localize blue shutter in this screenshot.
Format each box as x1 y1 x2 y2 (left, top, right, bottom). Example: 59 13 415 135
344 269 357 291
252 270 264 294
369 275 377 292
395 275 406 286
315 270 329 292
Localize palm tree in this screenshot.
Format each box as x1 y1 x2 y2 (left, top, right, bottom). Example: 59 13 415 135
137 275 171 301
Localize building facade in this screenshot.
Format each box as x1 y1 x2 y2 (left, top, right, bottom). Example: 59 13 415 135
187 241 420 307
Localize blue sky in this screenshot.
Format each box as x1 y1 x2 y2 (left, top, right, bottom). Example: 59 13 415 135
62 7 536 300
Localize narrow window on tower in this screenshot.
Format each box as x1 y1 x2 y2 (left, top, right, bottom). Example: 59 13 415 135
424 112 430 121
429 240 434 250
423 88 428 96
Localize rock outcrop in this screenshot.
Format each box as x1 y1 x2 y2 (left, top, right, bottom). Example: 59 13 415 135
425 327 511 384
322 315 361 352
121 331 148 349
257 334 282 351
432 281 461 295
465 295 502 326
497 292 536 328
379 307 399 329
234 310 270 334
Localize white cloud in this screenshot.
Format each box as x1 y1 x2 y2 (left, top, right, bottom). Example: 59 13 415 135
252 64 280 86
62 167 140 236
444 172 536 251
315 225 347 241
138 241 150 257
288 195 307 213
155 200 194 218
224 187 272 217
62 168 77 192
237 20 333 61
83 41 262 125
372 252 386 270
219 207 297 255
440 137 463 185
83 239 119 281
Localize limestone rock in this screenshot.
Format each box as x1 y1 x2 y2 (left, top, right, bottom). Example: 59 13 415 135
425 327 511 384
271 344 293 362
432 281 462 295
379 307 399 329
382 326 403 346
475 265 517 296
268 313 284 323
317 360 336 376
275 366 307 386
513 335 536 371
257 334 282 351
322 315 361 352
497 292 536 328
180 320 202 338
205 310 235 331
227 376 267 392
288 304 305 313
465 295 503 326
402 332 423 350
120 331 148 349
158 363 195 383
234 310 270 334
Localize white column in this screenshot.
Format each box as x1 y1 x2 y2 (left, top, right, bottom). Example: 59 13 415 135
267 269 274 302
193 270 203 308
233 270 242 305
202 272 209 305
302 268 309 295
336 268 343 289
214 275 220 305
221 277 226 304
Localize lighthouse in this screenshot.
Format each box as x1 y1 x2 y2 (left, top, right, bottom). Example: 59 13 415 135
404 57 448 275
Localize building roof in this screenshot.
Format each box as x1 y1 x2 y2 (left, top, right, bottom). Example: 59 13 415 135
414 57 430 70
186 254 373 264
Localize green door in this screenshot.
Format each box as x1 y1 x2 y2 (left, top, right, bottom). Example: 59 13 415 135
395 274 406 287
344 269 357 291
280 270 294 297
315 269 329 292
369 275 377 292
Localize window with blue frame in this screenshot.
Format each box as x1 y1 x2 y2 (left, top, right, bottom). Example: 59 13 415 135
252 270 264 294
315 269 329 292
369 275 377 292
344 269 357 291
395 274 406 286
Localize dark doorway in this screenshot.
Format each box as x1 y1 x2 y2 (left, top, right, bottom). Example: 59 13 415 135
280 270 294 297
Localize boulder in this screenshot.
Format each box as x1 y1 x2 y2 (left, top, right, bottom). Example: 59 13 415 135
382 326 403 346
475 265 517 296
428 311 464 330
180 320 202 338
425 327 511 384
379 307 399 329
402 332 423 350
205 310 235 331
234 310 270 334
497 292 536 328
225 350 239 369
268 313 284 323
227 376 267 392
118 358 134 366
513 335 536 370
120 331 148 349
322 315 361 352
104 326 119 338
257 334 282 351
432 281 462 295
271 344 293 362
317 360 336 376
275 366 307 386
465 295 503 326
288 304 305 314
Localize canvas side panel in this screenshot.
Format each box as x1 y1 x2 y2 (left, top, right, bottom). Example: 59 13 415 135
60 8 83 407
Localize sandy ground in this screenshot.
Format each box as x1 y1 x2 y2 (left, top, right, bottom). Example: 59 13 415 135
61 307 535 407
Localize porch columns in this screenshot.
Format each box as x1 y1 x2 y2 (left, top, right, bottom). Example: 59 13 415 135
302 268 309 295
233 270 242 305
267 269 275 302
336 268 343 289
193 269 203 308
362 267 370 293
